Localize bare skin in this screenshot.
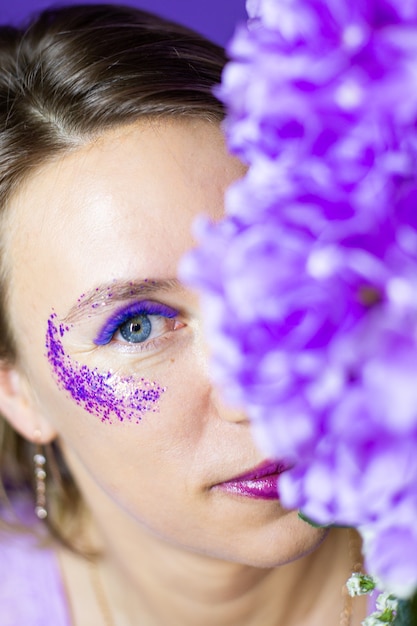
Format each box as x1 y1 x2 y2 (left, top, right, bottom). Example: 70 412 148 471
0 119 367 625
57 521 366 626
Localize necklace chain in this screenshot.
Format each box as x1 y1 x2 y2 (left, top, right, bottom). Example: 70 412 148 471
339 529 364 626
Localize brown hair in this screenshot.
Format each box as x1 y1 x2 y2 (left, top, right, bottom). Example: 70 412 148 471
0 2 226 548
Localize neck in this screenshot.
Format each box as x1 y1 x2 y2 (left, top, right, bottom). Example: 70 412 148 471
90 523 360 626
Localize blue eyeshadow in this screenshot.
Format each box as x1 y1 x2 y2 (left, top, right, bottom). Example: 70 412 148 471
94 299 178 346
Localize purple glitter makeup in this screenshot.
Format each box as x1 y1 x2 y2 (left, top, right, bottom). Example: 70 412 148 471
45 313 166 423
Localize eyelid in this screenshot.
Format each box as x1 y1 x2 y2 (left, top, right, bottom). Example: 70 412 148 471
93 299 179 346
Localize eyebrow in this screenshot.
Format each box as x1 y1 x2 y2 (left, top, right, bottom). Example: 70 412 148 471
63 278 184 324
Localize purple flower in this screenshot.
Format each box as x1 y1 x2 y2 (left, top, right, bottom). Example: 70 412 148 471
181 0 417 597
362 514 417 597
220 0 417 175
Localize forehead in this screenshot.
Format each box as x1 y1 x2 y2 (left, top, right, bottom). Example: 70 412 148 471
5 119 244 319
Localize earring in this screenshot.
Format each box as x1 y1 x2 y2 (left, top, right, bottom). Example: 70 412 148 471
33 445 47 519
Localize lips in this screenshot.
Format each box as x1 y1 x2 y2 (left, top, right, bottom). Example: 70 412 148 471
214 460 290 500
232 460 289 482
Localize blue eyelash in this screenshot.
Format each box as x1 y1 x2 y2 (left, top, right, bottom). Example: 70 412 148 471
94 300 178 346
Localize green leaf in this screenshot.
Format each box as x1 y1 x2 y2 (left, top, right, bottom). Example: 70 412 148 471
297 510 352 529
392 593 417 626
379 608 395 623
297 510 329 528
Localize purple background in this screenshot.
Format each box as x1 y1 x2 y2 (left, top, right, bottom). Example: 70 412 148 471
0 0 247 46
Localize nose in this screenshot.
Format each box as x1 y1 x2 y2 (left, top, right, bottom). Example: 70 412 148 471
193 311 250 424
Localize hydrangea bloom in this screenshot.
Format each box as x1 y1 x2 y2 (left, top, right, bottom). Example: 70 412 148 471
180 0 417 599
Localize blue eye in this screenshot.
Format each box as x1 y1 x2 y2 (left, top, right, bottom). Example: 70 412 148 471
119 314 152 343
94 300 179 346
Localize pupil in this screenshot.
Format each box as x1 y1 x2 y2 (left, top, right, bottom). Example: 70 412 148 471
120 314 152 343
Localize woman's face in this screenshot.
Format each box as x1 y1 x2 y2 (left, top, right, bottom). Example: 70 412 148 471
5 119 325 565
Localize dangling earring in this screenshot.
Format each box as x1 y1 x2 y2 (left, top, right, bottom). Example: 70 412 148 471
33 443 47 519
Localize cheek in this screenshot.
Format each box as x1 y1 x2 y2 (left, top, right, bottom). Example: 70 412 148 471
45 313 166 424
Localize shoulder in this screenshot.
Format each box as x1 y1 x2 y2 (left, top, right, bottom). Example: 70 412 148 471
0 503 71 626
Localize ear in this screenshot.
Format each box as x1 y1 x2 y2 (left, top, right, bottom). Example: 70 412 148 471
0 364 57 444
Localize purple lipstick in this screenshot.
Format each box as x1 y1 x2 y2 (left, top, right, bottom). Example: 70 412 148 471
214 460 289 500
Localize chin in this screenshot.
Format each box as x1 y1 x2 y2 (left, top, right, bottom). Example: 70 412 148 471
191 511 331 568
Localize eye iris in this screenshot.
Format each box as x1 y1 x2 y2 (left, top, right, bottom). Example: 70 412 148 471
120 315 152 343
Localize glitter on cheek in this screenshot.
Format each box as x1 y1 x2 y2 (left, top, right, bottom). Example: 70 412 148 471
45 313 166 424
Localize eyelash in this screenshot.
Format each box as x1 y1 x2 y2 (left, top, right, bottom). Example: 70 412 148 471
93 300 182 349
